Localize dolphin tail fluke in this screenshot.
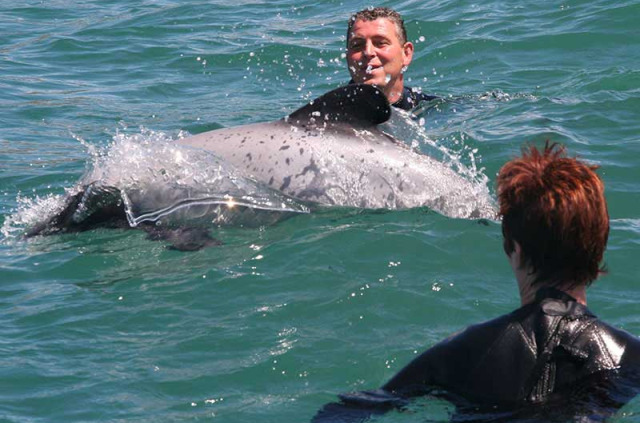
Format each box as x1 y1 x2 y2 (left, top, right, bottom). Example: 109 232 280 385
25 183 128 237
24 189 86 237
25 184 222 251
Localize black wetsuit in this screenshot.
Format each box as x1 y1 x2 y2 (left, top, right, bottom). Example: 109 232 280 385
391 85 439 111
313 288 640 422
347 81 438 111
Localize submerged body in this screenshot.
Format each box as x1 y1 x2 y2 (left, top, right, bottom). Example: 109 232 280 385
315 288 640 422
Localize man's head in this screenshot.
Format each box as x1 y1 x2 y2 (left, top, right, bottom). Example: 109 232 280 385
497 142 609 290
346 7 414 103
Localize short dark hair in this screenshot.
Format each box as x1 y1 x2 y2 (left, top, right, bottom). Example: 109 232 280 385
346 7 408 46
497 142 609 289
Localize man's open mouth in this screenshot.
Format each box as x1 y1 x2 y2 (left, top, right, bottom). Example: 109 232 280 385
364 64 382 74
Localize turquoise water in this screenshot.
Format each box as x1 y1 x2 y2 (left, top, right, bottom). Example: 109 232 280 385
1 1 639 421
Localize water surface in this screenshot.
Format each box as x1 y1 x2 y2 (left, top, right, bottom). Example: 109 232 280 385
1 1 639 421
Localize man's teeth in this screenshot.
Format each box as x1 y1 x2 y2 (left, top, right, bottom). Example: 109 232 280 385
365 65 381 74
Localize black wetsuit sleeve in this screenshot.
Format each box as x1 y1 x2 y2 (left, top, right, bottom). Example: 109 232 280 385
383 328 485 396
311 314 516 422
384 312 520 399
311 389 406 423
310 329 488 422
310 401 380 423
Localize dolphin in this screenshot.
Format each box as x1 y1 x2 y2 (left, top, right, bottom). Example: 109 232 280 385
24 84 495 249
177 84 492 214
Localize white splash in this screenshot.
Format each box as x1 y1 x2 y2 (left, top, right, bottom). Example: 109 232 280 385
379 110 496 219
2 192 69 238
4 128 310 237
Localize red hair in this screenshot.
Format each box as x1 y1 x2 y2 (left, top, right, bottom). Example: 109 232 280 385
497 142 609 288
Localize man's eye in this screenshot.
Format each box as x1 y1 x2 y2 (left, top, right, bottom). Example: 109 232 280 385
349 41 364 50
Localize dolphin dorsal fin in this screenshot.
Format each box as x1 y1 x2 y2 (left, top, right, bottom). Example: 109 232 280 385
286 84 391 128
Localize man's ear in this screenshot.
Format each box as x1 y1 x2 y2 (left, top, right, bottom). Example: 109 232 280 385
402 42 414 67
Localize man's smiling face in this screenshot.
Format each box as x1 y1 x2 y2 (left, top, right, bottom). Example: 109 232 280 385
346 18 413 102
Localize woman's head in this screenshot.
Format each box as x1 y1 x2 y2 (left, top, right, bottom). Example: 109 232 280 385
498 142 609 289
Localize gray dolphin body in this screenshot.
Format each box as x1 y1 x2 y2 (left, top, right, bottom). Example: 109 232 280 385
26 84 494 249
178 84 493 215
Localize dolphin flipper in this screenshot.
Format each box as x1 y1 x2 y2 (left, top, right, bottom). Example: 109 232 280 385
142 226 222 251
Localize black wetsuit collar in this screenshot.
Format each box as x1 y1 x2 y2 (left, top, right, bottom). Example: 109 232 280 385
346 80 438 111
391 86 438 111
534 286 595 318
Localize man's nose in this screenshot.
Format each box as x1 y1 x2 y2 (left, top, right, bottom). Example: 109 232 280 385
363 40 376 57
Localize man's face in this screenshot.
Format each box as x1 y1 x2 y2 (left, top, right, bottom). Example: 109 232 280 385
346 18 414 100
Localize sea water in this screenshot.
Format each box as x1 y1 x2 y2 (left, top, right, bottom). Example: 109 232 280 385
1 1 639 422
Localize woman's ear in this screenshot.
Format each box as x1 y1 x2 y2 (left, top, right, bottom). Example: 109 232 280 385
508 241 524 270
503 236 515 257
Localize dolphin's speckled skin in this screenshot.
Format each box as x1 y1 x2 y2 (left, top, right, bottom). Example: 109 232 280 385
179 84 494 216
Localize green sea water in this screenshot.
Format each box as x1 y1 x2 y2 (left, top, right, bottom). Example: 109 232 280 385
1 1 639 422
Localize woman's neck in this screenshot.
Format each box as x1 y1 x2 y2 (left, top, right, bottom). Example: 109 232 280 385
518 275 587 307
509 243 587 306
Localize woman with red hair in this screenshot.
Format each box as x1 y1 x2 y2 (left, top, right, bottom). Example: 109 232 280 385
314 143 640 422
498 142 610 306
